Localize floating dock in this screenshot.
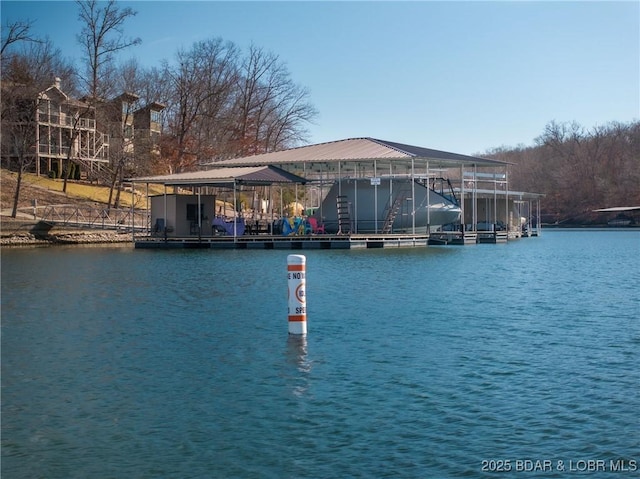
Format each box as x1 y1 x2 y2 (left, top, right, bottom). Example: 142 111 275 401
134 231 538 249
135 233 431 250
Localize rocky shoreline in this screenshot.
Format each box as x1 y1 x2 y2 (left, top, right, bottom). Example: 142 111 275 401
1 217 133 247
1 230 133 246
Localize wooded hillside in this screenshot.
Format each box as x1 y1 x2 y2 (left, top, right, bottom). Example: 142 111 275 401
485 120 640 224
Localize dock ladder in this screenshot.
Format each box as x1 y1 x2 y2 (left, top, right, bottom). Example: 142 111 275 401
336 195 351 234
381 187 411 233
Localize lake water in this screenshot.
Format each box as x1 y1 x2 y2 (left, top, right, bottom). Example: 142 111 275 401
2 230 639 478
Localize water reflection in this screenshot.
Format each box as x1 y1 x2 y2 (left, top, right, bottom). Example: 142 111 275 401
286 336 311 398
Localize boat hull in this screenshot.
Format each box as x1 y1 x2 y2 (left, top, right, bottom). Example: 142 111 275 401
315 179 461 234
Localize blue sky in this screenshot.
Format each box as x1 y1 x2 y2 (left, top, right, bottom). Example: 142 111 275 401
2 1 638 155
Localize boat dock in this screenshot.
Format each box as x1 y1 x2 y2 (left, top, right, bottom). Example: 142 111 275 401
134 229 537 249
135 233 430 249
428 228 538 245
128 138 544 250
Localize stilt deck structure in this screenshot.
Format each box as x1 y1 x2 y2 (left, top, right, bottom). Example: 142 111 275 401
129 138 543 249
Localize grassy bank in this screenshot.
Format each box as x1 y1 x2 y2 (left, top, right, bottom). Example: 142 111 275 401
1 169 150 245
1 168 164 212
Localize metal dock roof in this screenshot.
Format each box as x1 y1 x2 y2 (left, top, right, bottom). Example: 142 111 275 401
208 137 507 169
130 165 307 186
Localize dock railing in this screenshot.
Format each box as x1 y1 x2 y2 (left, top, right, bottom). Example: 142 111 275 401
37 204 149 232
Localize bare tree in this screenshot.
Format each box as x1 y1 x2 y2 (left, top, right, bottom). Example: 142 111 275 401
1 30 76 217
1 19 41 57
156 40 317 171
231 44 316 156
75 0 140 201
1 86 38 217
162 38 238 172
262 82 316 151
76 0 141 99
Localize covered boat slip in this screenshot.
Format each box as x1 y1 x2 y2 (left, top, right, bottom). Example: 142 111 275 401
433 171 544 245
136 166 304 240
129 138 543 249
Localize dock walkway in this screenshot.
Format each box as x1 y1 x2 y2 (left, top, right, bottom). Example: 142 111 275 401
134 230 537 249
134 233 432 250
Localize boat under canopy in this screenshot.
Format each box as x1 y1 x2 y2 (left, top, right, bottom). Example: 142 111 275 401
315 178 461 234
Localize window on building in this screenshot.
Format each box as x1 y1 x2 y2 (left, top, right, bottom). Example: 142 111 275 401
38 99 49 115
151 110 161 123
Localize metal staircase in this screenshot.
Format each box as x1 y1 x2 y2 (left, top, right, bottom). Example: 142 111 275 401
69 156 115 184
381 186 411 233
73 131 112 183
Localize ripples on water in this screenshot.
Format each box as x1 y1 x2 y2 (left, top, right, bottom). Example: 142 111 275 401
2 230 638 478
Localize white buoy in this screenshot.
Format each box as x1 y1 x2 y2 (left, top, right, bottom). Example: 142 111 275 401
287 254 307 335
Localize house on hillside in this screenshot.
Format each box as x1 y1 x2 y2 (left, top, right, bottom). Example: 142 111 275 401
133 101 165 167
1 77 165 183
34 78 108 178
